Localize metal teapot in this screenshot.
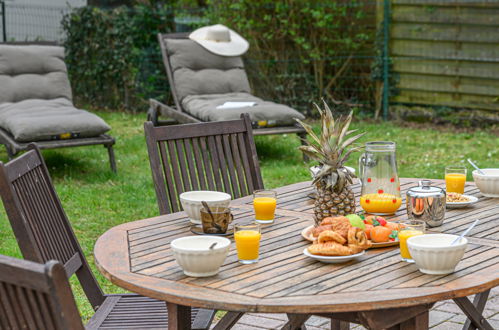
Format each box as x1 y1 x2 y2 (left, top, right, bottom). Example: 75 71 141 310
406 180 446 227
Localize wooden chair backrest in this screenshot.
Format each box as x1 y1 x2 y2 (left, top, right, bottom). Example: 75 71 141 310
0 145 105 309
158 32 189 112
0 254 84 330
144 114 264 214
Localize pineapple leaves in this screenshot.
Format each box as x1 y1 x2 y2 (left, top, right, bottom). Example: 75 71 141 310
339 132 366 154
339 146 364 165
295 99 365 191
298 145 325 163
336 169 346 192
296 119 321 146
337 112 353 146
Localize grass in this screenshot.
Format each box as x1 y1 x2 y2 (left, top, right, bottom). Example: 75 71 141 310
0 110 497 321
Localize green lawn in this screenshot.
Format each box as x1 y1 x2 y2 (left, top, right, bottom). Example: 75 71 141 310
0 111 497 321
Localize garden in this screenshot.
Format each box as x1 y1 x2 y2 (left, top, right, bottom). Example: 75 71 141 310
0 110 496 321
0 0 498 328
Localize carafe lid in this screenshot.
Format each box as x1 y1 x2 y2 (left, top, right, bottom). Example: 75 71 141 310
407 180 445 198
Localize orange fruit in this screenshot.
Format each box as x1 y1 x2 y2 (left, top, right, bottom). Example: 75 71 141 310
364 224 374 240
384 222 400 231
365 215 387 226
364 215 375 225
370 226 392 243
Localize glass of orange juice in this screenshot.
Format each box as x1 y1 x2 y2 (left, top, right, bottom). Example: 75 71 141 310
445 166 467 194
234 224 261 264
253 190 277 224
398 220 425 262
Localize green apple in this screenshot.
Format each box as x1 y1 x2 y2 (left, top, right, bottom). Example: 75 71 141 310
346 214 365 230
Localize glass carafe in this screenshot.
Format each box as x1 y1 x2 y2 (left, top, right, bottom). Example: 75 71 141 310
359 141 401 215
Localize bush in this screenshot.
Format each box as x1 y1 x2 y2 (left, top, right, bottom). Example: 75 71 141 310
206 0 376 115
62 1 377 115
62 3 175 110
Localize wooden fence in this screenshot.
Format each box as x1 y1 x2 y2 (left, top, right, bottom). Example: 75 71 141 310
387 0 499 112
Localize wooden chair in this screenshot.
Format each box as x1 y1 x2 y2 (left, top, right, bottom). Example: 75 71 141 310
0 144 214 329
0 254 85 329
144 113 264 215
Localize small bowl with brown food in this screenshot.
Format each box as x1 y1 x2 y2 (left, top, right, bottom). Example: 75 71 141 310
446 192 478 209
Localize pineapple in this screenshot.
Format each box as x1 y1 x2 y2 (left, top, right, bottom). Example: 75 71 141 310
296 101 365 224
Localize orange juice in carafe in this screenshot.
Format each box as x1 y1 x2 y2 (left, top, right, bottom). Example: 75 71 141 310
360 193 402 214
359 142 401 215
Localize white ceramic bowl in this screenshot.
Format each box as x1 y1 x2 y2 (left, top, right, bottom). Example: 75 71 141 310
472 169 499 198
408 234 467 275
180 191 231 224
171 236 230 277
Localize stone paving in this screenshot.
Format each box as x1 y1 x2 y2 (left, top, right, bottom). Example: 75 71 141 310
211 286 498 329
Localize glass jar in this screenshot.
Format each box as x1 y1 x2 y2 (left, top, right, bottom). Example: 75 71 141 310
359 141 401 215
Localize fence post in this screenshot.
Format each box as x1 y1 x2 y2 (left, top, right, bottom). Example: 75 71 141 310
1 1 6 42
382 0 391 120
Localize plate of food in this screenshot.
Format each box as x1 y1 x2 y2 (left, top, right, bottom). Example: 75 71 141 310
446 193 478 209
302 215 400 248
303 216 372 263
303 248 365 264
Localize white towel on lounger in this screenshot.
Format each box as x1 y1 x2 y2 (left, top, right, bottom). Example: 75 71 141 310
216 101 256 109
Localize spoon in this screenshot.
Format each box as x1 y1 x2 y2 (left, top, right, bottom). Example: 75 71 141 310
209 242 218 249
467 159 485 175
201 201 223 232
451 219 479 246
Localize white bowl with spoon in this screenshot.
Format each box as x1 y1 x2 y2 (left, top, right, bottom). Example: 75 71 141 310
180 191 231 224
408 219 477 275
472 169 499 198
407 234 467 275
171 236 230 277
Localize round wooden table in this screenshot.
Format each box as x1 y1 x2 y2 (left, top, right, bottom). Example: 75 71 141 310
94 179 499 329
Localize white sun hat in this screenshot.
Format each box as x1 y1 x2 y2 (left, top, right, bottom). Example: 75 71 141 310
189 24 249 57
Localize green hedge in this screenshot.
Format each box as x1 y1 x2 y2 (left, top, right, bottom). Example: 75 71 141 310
207 0 376 115
63 1 376 114
62 3 175 110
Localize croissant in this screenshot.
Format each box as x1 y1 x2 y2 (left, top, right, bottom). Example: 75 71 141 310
312 224 333 238
329 216 352 239
308 242 353 256
347 227 372 250
317 230 346 245
320 217 335 225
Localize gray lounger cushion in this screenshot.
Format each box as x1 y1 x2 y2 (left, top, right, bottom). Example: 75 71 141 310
165 39 251 102
0 98 110 142
182 93 305 126
0 45 73 103
0 45 111 142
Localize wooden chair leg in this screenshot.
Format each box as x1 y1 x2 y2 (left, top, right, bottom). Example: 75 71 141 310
167 302 192 330
191 308 216 330
105 144 117 173
282 313 310 330
454 290 493 330
5 145 15 160
212 311 245 330
331 319 350 330
298 132 309 162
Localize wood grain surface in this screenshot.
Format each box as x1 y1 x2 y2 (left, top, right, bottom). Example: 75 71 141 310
94 178 499 314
